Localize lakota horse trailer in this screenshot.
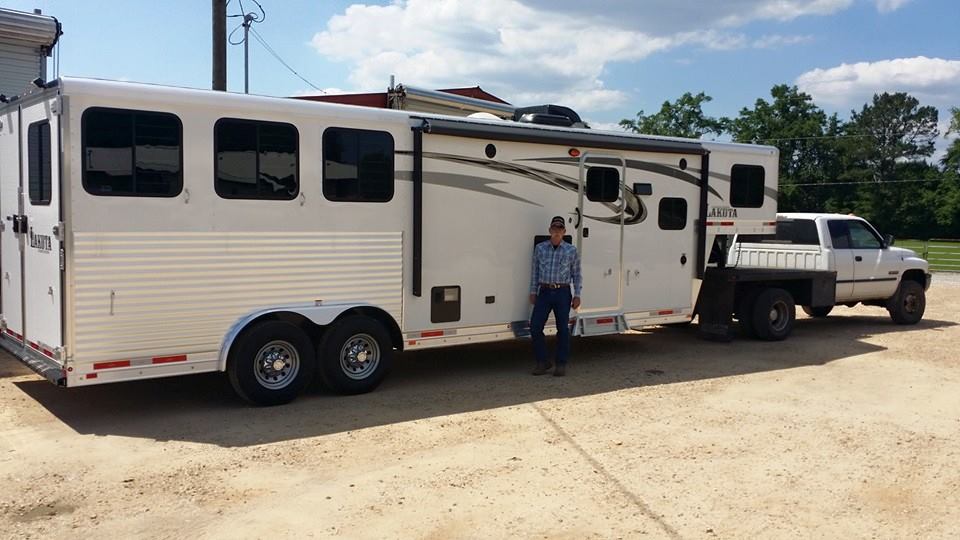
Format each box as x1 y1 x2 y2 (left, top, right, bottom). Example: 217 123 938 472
1 78 794 405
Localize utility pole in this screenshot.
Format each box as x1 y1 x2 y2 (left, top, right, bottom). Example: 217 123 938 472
243 12 254 93
212 0 226 91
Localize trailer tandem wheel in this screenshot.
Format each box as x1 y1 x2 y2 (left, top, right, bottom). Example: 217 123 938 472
318 315 393 395
227 321 317 406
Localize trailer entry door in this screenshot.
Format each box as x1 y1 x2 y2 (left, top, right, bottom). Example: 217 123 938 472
576 154 625 314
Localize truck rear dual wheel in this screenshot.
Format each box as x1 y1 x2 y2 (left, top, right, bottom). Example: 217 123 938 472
888 280 925 325
750 288 796 341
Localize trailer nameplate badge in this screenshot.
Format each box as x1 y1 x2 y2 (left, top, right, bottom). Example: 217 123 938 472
28 227 53 252
707 207 738 218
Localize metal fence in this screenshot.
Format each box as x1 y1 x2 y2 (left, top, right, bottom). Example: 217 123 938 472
897 239 960 272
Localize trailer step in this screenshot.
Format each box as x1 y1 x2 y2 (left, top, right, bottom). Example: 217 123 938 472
0 334 66 386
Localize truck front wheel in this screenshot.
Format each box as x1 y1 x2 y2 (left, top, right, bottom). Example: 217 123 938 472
751 288 795 341
802 305 833 318
888 280 925 325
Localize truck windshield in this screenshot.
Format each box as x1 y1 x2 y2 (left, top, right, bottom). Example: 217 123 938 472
738 219 819 245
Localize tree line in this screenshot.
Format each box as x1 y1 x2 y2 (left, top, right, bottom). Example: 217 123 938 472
620 87 960 239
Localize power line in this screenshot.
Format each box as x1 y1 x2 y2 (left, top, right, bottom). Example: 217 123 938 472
788 178 944 187
249 27 324 93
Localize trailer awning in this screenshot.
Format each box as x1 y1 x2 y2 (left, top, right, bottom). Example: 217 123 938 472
0 8 60 49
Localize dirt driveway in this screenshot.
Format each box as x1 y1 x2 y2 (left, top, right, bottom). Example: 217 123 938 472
2 280 958 539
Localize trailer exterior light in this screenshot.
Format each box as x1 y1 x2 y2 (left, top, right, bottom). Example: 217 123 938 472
568 148 580 157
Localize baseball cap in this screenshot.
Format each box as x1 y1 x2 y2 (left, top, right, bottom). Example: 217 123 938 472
550 216 566 229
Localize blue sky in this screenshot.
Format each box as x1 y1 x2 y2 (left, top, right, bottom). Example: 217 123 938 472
5 0 959 142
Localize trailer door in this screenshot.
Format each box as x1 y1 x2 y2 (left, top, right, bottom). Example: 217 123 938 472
0 105 24 342
576 154 625 313
19 98 62 357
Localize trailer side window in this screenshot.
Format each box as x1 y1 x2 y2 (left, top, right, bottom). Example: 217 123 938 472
586 166 620 202
82 108 182 197
658 197 687 230
215 119 299 200
323 127 394 202
28 120 52 205
730 164 764 208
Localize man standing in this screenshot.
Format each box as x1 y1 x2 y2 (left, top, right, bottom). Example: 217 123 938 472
529 216 582 377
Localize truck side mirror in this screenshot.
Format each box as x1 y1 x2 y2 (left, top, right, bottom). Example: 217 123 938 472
883 233 895 247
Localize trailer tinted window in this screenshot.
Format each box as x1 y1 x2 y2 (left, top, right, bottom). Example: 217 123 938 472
586 166 620 202
658 197 687 230
82 108 182 197
323 128 394 202
215 119 299 200
28 121 52 205
738 219 819 245
730 164 764 208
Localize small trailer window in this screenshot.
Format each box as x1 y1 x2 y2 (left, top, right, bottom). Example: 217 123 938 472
323 127 394 202
586 166 620 202
28 120 51 205
658 197 687 230
82 108 182 197
730 164 764 208
215 119 299 200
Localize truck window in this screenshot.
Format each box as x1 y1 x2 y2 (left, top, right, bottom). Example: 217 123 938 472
323 127 394 202
215 118 299 200
737 219 818 244
847 220 882 249
827 220 851 248
730 164 764 208
82 108 183 197
28 120 51 205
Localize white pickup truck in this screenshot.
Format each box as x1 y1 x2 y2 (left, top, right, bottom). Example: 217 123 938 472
729 213 932 324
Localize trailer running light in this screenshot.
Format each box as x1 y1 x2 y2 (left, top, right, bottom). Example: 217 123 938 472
152 354 187 364
93 360 131 370
568 148 580 157
85 373 98 379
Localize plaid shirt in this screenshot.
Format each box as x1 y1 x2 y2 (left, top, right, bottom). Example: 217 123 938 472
530 240 582 296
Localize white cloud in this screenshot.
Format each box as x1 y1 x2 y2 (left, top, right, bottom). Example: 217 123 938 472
796 57 960 108
751 34 815 49
875 0 913 13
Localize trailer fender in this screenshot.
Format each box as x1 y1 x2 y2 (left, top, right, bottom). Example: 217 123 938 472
217 302 384 372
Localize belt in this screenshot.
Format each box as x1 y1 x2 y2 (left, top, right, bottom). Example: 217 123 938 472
539 283 570 289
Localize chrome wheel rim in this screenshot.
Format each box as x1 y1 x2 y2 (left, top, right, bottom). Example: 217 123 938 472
253 340 300 390
903 293 919 314
768 300 790 332
340 333 380 380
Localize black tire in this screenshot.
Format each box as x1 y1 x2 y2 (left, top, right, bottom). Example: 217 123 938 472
227 320 316 406
736 288 761 338
888 280 925 325
802 305 833 318
318 315 393 395
751 288 795 341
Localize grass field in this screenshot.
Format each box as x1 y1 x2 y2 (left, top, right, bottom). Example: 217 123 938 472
898 239 960 272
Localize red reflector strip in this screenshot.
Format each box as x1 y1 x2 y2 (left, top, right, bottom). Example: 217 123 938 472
421 330 444 338
5 328 22 340
596 317 615 324
766 221 777 226
42 348 54 358
658 309 674 315
705 221 715 226
151 354 187 364
93 360 131 370
408 340 417 346
720 221 735 226
86 373 98 379
29 341 40 351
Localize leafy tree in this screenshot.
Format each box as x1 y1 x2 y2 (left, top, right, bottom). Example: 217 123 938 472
619 92 725 139
846 92 939 183
942 106 960 172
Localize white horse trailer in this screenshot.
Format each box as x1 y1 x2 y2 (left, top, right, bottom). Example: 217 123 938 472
0 78 786 405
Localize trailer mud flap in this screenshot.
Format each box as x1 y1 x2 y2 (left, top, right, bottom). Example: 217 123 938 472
695 270 735 341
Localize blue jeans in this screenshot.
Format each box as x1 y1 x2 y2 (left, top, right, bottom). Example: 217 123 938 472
530 287 572 366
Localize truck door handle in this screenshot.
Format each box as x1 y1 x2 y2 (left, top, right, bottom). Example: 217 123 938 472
855 256 862 262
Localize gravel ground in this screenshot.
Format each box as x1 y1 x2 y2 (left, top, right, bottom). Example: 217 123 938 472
1 279 958 539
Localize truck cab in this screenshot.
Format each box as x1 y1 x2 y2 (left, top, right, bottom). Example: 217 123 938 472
730 213 931 324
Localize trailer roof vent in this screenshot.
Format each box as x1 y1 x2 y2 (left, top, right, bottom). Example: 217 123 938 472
514 104 587 128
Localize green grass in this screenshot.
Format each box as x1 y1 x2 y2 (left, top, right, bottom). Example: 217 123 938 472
898 239 960 272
